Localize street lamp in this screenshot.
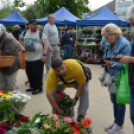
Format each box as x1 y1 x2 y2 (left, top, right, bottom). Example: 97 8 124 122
43 0 45 17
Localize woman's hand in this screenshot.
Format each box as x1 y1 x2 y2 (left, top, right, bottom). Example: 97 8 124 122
103 60 111 66
119 56 133 64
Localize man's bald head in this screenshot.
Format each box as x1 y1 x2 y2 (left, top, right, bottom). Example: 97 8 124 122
48 14 55 25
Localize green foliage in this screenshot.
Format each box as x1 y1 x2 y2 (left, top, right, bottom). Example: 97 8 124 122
52 92 75 115
13 0 25 7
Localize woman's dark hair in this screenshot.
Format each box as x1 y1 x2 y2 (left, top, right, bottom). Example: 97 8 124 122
65 26 73 31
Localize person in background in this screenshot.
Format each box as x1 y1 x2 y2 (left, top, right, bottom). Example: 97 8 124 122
19 19 48 95
43 14 60 75
25 22 29 30
122 31 129 41
12 25 21 41
70 27 76 57
101 23 131 134
62 27 73 59
117 5 134 130
37 25 41 31
100 36 109 51
0 25 22 91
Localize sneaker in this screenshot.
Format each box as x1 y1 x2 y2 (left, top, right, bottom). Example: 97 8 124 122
77 115 85 122
105 122 116 131
108 124 124 134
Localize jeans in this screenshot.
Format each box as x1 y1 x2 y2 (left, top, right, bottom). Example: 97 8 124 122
71 46 75 57
129 84 134 126
54 81 89 115
110 93 126 127
26 60 44 90
63 45 71 59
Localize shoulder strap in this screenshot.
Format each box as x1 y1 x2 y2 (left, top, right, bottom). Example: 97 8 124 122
39 31 43 40
57 75 68 84
23 31 27 38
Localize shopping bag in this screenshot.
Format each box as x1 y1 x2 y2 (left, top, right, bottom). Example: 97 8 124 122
19 51 25 69
116 64 130 104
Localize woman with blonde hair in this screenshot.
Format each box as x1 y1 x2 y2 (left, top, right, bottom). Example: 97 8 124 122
12 25 21 41
101 23 131 134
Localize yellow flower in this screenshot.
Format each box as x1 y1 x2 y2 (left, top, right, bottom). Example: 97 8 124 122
8 91 13 95
6 95 12 100
1 94 6 98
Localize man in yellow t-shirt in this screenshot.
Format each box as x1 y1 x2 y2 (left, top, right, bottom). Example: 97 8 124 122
46 58 89 122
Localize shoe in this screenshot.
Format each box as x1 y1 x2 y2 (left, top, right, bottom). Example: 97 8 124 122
105 122 116 131
108 124 124 134
32 89 43 95
26 88 35 92
77 115 85 122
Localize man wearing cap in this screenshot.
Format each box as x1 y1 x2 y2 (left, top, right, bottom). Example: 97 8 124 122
43 14 60 75
19 19 48 95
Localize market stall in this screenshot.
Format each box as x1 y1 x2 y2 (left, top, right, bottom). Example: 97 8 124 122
0 11 28 25
75 6 131 62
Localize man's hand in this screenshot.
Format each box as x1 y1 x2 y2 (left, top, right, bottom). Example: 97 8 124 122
41 56 46 63
57 109 66 116
71 98 77 108
118 55 133 64
49 47 53 52
103 60 111 66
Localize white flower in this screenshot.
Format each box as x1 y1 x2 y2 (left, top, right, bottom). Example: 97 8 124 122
35 118 40 123
21 98 27 102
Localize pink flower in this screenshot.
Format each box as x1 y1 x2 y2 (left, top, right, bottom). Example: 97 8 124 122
56 122 60 128
51 114 59 121
43 124 52 129
0 127 5 134
64 117 76 126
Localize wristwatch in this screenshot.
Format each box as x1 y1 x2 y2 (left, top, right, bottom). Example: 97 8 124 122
43 54 46 56
74 97 79 101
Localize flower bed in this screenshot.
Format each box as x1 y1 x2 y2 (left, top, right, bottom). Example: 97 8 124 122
0 90 92 134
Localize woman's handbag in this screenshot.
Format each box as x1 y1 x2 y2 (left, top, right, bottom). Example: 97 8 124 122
116 64 130 104
19 51 25 69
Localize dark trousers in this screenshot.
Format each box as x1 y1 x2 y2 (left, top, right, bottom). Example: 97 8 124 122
25 60 44 90
110 93 126 127
129 84 134 127
63 45 71 59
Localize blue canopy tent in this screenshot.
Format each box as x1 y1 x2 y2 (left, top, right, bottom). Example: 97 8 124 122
0 11 28 25
76 6 130 26
36 7 80 26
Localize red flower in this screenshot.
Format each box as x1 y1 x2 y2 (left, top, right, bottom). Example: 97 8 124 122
82 121 89 128
73 124 80 129
84 118 92 126
17 116 29 122
0 122 10 130
14 123 21 128
58 92 65 98
74 129 80 134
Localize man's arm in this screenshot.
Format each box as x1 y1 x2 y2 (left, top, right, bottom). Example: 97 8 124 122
46 90 66 116
19 35 25 47
41 39 48 63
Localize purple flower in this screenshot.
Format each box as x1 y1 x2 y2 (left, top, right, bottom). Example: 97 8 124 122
0 127 5 134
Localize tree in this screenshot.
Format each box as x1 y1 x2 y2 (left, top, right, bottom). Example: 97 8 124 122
13 0 25 7
0 0 21 19
37 0 91 18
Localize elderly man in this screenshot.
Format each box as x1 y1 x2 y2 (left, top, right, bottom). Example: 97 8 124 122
0 24 22 91
46 58 89 122
43 14 60 75
19 19 48 95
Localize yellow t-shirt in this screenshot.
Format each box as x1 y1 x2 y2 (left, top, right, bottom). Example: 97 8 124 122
46 59 86 92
